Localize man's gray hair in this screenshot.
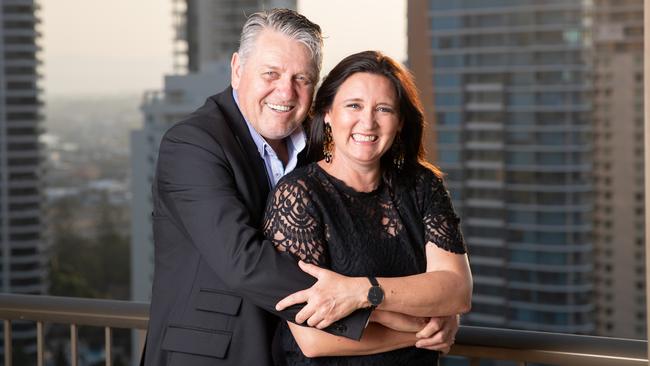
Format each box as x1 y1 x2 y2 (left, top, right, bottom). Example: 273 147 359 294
238 8 323 74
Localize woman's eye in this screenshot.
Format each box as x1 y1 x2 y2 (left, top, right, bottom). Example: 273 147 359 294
346 103 361 109
377 106 394 113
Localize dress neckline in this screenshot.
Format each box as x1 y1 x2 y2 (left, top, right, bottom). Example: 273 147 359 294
312 162 384 197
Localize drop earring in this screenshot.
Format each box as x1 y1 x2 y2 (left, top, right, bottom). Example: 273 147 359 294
323 122 333 163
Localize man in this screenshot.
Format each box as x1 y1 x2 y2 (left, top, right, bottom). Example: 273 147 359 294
144 8 458 366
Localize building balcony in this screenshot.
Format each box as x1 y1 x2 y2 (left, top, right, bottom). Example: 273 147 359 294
0 293 645 366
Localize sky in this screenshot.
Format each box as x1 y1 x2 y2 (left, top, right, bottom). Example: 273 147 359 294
40 0 406 96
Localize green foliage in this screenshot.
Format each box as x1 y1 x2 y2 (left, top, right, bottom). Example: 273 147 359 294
48 192 131 300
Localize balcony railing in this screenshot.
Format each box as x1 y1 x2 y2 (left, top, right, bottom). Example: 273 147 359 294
0 293 646 366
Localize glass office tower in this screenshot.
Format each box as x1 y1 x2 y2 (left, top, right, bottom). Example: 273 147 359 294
0 0 45 360
591 0 645 339
426 0 594 333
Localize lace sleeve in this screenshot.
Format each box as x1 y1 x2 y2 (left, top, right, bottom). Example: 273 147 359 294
262 178 328 266
421 173 467 254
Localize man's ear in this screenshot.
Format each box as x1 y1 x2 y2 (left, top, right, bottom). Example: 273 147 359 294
231 52 241 89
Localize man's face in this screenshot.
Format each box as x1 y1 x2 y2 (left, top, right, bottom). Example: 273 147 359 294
231 30 317 144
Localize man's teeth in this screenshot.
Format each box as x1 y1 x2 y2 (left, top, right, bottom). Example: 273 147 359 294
266 103 292 112
352 134 378 142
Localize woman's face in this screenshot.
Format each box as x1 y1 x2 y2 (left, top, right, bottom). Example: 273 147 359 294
324 72 402 169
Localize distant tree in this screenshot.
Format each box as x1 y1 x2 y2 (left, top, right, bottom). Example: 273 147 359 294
48 192 131 299
48 196 98 298
94 192 131 299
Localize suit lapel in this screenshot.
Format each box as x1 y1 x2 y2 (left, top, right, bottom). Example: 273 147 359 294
214 87 271 198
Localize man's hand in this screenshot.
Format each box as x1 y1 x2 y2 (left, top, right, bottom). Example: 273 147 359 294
275 261 368 329
414 314 460 353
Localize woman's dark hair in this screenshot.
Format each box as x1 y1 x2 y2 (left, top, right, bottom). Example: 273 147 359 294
307 50 440 176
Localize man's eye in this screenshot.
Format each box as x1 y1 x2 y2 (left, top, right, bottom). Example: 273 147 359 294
263 71 278 78
295 75 313 85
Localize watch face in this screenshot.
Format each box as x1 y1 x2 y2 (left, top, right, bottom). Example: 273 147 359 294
368 286 384 306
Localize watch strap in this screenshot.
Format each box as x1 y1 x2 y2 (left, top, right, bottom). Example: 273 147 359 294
368 276 379 287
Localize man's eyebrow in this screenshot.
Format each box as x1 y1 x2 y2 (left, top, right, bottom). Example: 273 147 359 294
259 65 316 81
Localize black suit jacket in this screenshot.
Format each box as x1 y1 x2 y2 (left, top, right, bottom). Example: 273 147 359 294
144 87 370 366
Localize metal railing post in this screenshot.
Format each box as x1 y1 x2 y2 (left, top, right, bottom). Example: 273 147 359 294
105 326 112 366
3 319 11 366
70 324 78 366
37 321 44 366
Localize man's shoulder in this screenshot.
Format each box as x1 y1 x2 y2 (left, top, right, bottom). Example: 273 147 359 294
174 90 234 130
163 88 239 143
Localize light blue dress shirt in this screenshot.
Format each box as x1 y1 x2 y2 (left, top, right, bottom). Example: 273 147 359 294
232 89 306 188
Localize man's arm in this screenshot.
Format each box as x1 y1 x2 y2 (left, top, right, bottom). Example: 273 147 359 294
277 247 471 326
155 123 369 339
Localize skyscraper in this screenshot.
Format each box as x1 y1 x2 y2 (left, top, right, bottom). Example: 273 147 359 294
0 0 45 359
173 0 295 73
591 0 645 339
410 0 594 333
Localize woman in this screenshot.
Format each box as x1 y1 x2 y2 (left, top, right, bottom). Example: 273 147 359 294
263 51 472 365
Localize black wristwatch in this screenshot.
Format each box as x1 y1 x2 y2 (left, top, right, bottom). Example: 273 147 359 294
367 276 384 308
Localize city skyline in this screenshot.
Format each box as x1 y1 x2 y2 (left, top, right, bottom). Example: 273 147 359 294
0 0 647 364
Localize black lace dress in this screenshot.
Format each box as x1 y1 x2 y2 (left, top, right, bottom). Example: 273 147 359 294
262 162 467 366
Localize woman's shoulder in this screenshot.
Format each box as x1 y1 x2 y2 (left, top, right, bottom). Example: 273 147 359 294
411 162 445 188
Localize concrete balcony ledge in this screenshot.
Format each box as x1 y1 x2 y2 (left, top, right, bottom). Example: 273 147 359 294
0 293 149 329
453 325 645 365
0 294 645 366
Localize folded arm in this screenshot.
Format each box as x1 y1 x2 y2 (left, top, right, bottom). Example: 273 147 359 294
287 313 460 357
375 244 472 317
287 322 415 357
278 241 472 323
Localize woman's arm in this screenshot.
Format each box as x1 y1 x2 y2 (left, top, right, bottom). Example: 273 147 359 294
369 310 428 332
374 244 472 317
287 322 416 357
370 173 473 317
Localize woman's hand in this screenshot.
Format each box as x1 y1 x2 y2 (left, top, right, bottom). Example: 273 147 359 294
415 314 460 353
369 310 429 333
